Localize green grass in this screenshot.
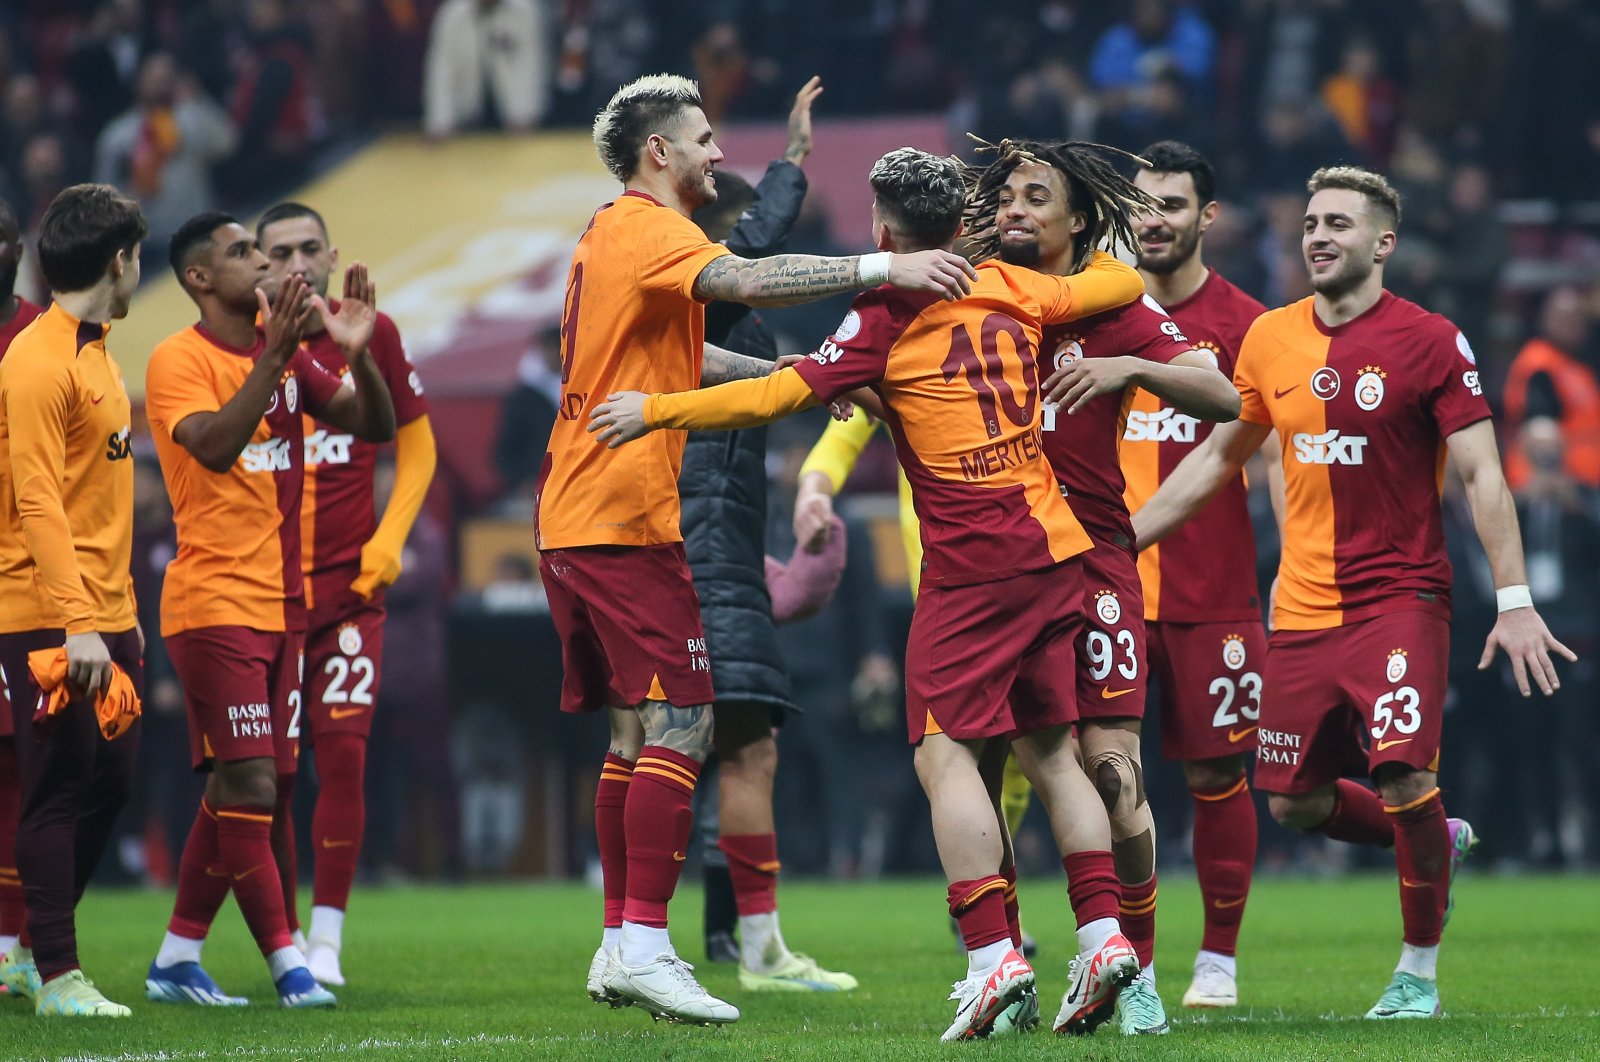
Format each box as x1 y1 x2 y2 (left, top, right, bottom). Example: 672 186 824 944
4 875 1598 1060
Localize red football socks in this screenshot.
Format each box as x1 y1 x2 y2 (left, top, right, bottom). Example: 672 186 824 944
595 753 633 928
621 747 700 929
1063 850 1121 928
1119 873 1158 968
1318 779 1396 848
311 734 367 911
216 805 293 956
947 875 1011 950
168 800 231 940
1001 866 1021 948
1191 777 1257 957
718 832 779 917
272 777 299 935
1388 788 1448 947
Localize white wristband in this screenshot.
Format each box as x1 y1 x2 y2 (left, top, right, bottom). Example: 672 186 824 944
1496 584 1533 612
859 252 892 286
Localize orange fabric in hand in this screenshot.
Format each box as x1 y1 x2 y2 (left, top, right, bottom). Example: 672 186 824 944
26 647 142 740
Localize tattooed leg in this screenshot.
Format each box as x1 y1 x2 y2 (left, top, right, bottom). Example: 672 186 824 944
637 700 715 763
609 706 645 762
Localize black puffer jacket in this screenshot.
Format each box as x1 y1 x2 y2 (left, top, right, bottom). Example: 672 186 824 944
678 159 807 712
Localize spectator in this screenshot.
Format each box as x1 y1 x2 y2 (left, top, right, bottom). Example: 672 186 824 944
1089 0 1215 133
492 324 563 508
1502 287 1600 490
1319 36 1399 167
61 0 145 142
1426 163 1506 349
1248 98 1353 198
423 0 549 138
224 0 320 198
94 52 236 258
1507 417 1600 868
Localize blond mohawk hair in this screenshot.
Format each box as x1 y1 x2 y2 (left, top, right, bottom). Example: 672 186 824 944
592 74 703 182
1307 165 1403 228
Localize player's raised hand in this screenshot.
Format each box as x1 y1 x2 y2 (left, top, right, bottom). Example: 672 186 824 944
258 274 313 367
888 250 976 301
784 76 823 164
1045 355 1141 414
314 262 378 358
588 391 652 448
1479 605 1577 697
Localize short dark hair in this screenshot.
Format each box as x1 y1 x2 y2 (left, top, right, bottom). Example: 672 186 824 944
36 184 148 293
0 198 17 240
256 201 329 244
869 147 966 247
592 74 704 182
1138 140 1215 205
169 211 239 285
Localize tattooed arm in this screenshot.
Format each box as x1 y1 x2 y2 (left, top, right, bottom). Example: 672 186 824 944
692 248 976 307
700 342 773 386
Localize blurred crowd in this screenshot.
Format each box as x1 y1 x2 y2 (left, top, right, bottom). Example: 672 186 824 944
4 0 1598 882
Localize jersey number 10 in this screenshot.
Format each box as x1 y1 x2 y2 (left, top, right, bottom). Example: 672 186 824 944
941 314 1039 439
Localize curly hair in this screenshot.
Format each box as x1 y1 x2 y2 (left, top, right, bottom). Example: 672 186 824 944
963 138 1160 270
868 147 967 246
591 74 703 182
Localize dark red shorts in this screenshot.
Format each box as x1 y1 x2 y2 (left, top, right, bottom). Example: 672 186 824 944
0 627 145 739
908 560 1084 744
167 626 304 774
1075 541 1148 723
303 602 385 745
540 543 714 712
1254 610 1448 794
1150 620 1268 761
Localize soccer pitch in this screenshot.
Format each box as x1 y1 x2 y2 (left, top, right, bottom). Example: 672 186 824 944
5 876 1597 1060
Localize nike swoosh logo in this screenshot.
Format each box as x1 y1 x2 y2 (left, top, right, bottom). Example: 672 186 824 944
233 863 266 882
1228 726 1258 743
1376 738 1412 751
1273 385 1299 398
1401 878 1432 889
1213 897 1247 909
89 393 106 405
321 838 355 849
1100 687 1137 700
672 851 687 862
204 866 228 878
328 706 367 720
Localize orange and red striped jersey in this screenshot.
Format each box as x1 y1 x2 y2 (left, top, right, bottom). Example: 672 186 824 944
791 258 1143 587
1038 294 1194 550
1121 270 1266 622
535 191 732 550
1235 291 1490 630
146 324 344 636
299 307 428 613
0 303 135 635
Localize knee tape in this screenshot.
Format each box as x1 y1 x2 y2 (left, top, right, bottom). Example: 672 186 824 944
1086 748 1153 845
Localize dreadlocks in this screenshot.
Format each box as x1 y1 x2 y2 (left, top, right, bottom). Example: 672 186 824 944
963 138 1161 271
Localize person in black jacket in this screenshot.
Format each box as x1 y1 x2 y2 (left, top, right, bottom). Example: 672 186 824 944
680 78 856 993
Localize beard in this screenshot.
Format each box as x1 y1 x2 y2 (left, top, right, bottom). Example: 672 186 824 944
998 240 1042 267
1137 222 1201 275
676 165 716 212
1309 251 1375 300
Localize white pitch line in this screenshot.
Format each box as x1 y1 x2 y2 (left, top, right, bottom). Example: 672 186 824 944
42 1011 1600 1062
